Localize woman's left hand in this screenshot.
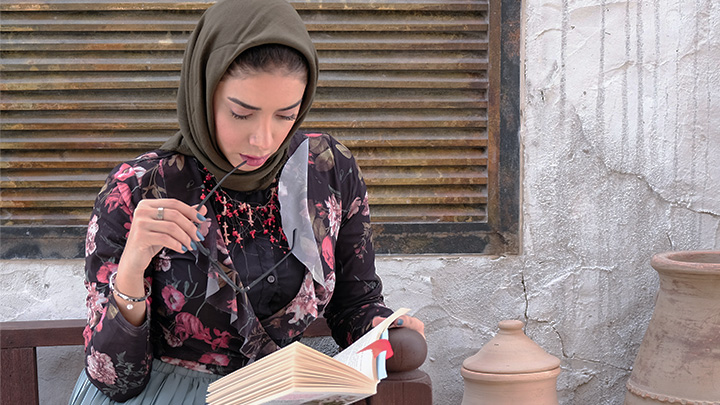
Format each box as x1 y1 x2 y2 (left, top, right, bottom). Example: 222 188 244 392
372 314 425 339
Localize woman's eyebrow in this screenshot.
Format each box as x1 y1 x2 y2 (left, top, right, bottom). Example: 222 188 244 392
278 99 303 111
227 97 302 111
228 97 259 110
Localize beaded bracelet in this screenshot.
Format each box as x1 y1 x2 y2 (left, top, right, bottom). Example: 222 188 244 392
109 272 151 310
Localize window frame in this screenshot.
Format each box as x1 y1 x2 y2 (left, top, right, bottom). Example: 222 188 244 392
0 0 520 258
365 0 520 255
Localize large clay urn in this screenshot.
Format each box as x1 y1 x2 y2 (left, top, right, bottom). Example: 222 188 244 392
461 320 561 405
625 251 720 404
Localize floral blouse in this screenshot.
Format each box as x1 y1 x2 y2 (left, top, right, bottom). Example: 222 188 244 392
83 132 393 401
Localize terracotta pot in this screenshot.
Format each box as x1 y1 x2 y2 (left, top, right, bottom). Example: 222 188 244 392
461 320 561 405
625 251 720 405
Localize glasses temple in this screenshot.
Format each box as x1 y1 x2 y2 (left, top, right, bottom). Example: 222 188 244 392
239 229 297 293
194 242 242 292
192 160 296 295
196 220 297 295
194 159 248 292
196 161 247 212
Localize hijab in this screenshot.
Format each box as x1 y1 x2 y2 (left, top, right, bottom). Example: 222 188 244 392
161 0 319 192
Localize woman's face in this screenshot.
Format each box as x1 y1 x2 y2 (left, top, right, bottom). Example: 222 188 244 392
212 71 306 171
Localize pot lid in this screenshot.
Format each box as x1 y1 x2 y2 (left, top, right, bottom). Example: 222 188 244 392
462 320 561 374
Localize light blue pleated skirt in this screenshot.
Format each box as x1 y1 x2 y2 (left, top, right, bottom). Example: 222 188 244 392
68 359 222 405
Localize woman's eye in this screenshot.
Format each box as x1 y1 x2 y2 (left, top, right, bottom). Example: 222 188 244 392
231 111 250 120
279 114 297 122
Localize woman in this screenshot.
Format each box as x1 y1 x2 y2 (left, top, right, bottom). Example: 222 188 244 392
70 0 424 403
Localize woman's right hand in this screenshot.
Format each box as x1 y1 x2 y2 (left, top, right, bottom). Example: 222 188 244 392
120 198 209 276
112 199 208 326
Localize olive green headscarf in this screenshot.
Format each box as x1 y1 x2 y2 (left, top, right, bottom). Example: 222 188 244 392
161 0 319 192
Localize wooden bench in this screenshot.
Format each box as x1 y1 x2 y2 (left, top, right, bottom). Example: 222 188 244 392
1 318 431 404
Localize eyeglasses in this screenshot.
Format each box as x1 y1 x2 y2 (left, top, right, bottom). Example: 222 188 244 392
193 161 296 294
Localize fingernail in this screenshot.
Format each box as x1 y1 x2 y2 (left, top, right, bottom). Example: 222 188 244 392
196 213 207 222
182 245 188 252
396 319 404 326
191 241 197 251
196 230 205 241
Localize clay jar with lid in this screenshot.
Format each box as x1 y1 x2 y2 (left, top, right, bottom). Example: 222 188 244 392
461 320 561 405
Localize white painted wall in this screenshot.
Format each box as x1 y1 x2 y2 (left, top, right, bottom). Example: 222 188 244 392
2 0 719 403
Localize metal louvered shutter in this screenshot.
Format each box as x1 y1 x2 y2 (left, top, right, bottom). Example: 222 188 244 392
1 0 516 256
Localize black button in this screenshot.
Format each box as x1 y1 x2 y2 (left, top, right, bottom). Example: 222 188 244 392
267 275 276 283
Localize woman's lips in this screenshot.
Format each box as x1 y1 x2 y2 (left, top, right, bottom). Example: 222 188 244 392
239 154 269 167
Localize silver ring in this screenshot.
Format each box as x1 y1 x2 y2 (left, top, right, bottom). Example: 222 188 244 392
156 207 165 221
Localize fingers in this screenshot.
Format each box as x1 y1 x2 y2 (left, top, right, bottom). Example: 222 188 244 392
143 216 198 253
371 315 426 339
397 315 425 338
140 198 207 224
194 203 208 219
130 199 209 254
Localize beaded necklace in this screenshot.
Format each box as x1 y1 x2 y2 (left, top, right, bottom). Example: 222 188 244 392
199 165 289 252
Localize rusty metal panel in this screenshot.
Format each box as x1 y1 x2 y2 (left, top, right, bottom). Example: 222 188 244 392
0 0 490 226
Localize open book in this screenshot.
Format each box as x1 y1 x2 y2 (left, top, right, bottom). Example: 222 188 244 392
206 308 410 405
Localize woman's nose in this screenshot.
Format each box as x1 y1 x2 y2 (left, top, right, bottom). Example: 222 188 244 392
248 118 273 149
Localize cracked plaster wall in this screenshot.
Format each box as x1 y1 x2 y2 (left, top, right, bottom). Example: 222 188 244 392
1 0 719 404
517 0 718 403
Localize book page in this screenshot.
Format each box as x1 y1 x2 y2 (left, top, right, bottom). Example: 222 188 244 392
207 308 412 405
264 391 369 405
208 342 377 405
332 308 409 380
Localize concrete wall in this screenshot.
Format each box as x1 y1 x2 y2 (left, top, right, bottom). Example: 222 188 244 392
0 260 87 404
2 0 718 403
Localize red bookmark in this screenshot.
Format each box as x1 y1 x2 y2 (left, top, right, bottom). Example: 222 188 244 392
359 339 394 359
